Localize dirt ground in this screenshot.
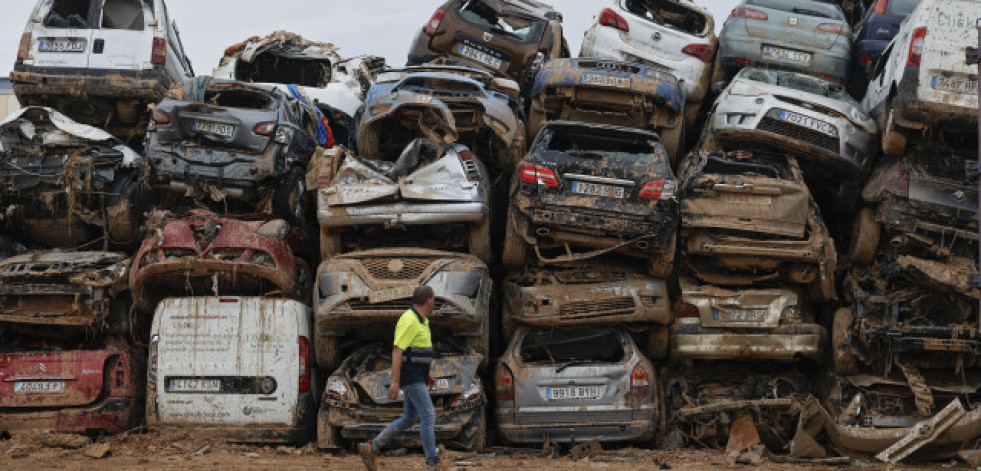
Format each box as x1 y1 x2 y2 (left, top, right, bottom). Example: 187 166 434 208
0 431 969 471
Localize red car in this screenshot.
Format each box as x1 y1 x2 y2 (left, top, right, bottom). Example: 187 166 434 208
130 211 311 311
0 335 143 436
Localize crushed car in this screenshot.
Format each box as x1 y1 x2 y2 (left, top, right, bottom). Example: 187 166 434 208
129 210 312 312
495 327 658 445
358 64 524 174
319 341 485 451
0 106 148 249
502 121 679 278
313 248 491 371
314 138 492 263
146 79 324 225
676 150 837 300
528 58 686 163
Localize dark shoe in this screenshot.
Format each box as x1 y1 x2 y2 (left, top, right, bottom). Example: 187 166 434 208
358 442 379 471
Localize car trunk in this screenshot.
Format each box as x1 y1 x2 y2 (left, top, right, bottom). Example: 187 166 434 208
159 87 278 153
154 297 300 427
0 341 115 409
743 0 842 50
918 1 981 106
442 0 547 78
349 347 475 406
620 0 710 57
681 279 796 329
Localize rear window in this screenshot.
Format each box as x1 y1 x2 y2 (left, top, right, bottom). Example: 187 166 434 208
43 0 151 29
884 0 920 16
202 88 277 110
520 329 625 364
745 0 845 20
44 0 93 27
740 69 858 107
456 0 546 43
101 0 151 30
546 128 659 156
621 0 709 35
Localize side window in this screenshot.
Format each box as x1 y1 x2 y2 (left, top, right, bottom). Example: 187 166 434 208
101 0 147 30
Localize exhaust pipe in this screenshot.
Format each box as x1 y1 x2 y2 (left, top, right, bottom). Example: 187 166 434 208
890 236 907 248
535 227 550 237
635 240 650 250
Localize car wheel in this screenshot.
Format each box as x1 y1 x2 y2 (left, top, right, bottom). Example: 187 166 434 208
646 327 669 360
105 168 150 248
272 168 308 227
849 208 880 265
881 109 907 156
646 232 677 278
468 219 492 264
659 121 685 169
832 307 858 375
320 226 342 261
502 212 527 268
316 334 339 371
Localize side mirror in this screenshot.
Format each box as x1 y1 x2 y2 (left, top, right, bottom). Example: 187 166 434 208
712 81 727 95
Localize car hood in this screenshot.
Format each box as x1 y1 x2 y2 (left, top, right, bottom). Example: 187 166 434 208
0 106 142 166
729 77 874 130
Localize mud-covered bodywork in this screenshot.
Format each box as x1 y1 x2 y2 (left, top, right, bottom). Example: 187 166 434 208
129 211 310 311
314 248 491 370
495 327 657 444
503 121 679 276
359 65 523 172
0 334 144 436
0 250 129 333
319 342 485 450
528 58 685 161
0 107 146 248
315 139 492 262
672 277 826 362
677 150 837 300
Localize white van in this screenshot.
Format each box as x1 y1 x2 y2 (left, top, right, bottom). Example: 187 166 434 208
862 0 981 155
146 297 319 444
0 79 20 120
12 0 194 131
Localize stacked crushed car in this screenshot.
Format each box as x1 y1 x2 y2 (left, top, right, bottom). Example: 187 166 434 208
1 0 980 465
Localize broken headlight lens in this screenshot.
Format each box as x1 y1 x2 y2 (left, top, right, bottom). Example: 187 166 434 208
728 82 765 97
449 379 483 409
248 252 276 267
780 305 803 324
326 377 358 404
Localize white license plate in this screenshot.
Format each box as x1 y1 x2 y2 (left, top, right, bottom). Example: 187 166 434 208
38 39 85 53
13 381 65 394
762 46 812 65
584 74 630 88
192 120 235 138
778 110 837 137
457 44 503 69
546 386 601 401
369 285 414 304
572 181 625 199
435 378 450 390
931 76 979 94
168 378 221 393
715 308 766 322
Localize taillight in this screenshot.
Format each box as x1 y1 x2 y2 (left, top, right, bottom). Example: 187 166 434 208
674 302 700 318
151 37 167 66
682 44 714 63
860 55 875 65
885 167 910 197
148 335 159 392
449 380 483 409
639 179 675 199
426 10 446 36
731 8 768 20
254 121 276 137
459 150 475 161
907 27 926 67
298 336 311 393
816 23 851 37
874 0 888 14
151 108 170 125
495 365 514 402
630 363 650 392
517 162 559 188
599 8 629 32
16 33 32 62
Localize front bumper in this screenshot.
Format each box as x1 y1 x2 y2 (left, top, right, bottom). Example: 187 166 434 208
495 407 655 444
318 198 489 228
0 396 138 435
718 33 850 82
11 66 170 101
671 322 827 361
317 294 485 337
323 401 483 449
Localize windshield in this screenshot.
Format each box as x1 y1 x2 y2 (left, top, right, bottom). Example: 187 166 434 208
746 0 845 20
457 0 546 43
520 328 625 364
885 0 920 16
740 69 859 107
202 88 277 110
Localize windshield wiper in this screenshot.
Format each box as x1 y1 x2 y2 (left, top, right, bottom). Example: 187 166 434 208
555 359 597 372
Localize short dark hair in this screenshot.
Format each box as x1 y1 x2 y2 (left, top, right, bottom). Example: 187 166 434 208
412 285 435 305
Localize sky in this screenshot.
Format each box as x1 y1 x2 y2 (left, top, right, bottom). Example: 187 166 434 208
0 0 739 77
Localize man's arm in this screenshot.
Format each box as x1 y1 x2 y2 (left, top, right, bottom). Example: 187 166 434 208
387 346 404 401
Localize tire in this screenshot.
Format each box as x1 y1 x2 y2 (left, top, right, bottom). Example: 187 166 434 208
849 208 880 265
647 232 677 278
468 219 492 264
105 168 150 248
316 334 340 372
272 168 308 227
881 109 907 156
502 211 527 268
320 226 342 261
659 121 685 169
832 307 858 375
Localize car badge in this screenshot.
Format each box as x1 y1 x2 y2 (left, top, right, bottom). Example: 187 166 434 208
483 32 493 42
34 363 47 372
388 259 405 274
789 17 799 26
955 190 965 200
652 32 662 41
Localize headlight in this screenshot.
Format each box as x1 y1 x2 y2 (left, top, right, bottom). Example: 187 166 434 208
727 81 766 97
257 219 290 240
326 377 358 404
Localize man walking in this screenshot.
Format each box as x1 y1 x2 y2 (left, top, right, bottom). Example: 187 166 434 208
359 285 448 471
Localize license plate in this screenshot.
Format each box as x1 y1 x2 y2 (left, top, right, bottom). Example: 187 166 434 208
457 44 503 69
13 381 65 394
584 74 630 88
778 110 837 137
721 194 771 204
168 378 221 393
546 386 601 401
571 181 625 199
192 120 235 138
38 39 85 53
761 46 812 65
435 378 450 390
715 308 766 322
369 285 413 304
931 76 979 94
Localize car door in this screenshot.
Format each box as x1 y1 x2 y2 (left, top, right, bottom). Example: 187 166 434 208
26 0 96 69
87 0 155 71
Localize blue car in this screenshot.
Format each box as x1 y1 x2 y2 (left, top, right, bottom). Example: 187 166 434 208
848 0 921 97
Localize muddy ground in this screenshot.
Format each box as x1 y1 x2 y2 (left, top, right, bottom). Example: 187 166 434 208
0 431 968 470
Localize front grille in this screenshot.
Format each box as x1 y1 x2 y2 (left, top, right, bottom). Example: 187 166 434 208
346 299 461 314
553 270 628 284
361 258 432 280
774 96 844 119
757 117 839 153
557 297 636 318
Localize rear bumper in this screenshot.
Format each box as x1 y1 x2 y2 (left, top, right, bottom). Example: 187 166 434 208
323 402 483 449
671 323 827 361
891 66 979 127
504 276 672 327
318 198 489 228
147 145 284 191
11 66 171 101
495 409 655 444
0 396 138 435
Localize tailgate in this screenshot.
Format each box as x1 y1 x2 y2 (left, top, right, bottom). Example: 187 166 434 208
683 175 808 238
165 102 275 153
0 344 113 408
682 279 798 329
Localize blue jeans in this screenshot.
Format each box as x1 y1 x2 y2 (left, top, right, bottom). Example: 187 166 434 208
371 382 438 464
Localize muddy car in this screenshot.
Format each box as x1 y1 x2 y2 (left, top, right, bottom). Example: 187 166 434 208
358 65 524 173
677 150 837 300
129 211 311 312
672 277 826 362
0 334 144 436
495 327 657 445
319 341 485 451
314 248 491 371
528 58 686 162
502 121 679 277
849 147 977 265
407 0 569 86
704 68 877 180
0 107 148 248
146 80 322 225
315 139 492 263
502 260 671 357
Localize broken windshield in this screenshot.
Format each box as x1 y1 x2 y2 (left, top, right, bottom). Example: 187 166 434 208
202 88 277 110
457 0 545 43
740 69 859 107
519 328 625 364
546 127 659 160
622 0 709 35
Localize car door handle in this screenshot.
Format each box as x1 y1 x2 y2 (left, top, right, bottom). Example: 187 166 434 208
93 39 105 54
